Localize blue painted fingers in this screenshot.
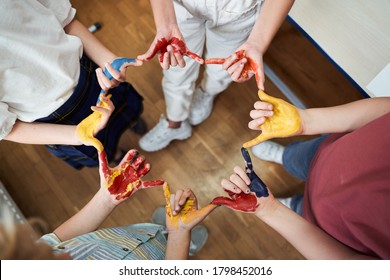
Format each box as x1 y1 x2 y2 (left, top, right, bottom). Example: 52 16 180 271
241 147 269 198
97 58 137 103
102 58 136 79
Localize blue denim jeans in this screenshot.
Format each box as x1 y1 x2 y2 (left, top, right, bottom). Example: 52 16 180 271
282 135 329 215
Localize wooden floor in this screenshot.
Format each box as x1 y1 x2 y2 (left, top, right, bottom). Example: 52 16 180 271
0 0 364 260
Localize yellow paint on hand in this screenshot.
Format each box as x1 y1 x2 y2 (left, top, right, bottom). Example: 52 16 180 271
163 183 196 229
76 97 110 152
243 90 301 148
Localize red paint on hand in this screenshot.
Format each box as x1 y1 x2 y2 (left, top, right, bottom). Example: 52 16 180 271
99 150 164 201
204 58 225 64
205 49 261 88
99 151 110 177
143 37 203 64
211 190 259 212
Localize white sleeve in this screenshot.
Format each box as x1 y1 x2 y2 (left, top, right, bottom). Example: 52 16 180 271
39 233 62 247
37 0 76 27
0 102 17 140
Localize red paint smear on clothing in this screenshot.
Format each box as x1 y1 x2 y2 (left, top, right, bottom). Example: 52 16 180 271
144 37 203 63
211 190 258 212
205 50 261 87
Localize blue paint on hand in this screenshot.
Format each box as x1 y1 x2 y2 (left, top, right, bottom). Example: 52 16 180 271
241 147 269 197
102 58 136 79
97 58 136 103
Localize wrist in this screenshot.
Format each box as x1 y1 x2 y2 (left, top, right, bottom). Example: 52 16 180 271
73 125 83 145
254 197 281 220
156 23 180 37
243 39 265 55
96 187 118 210
297 108 307 135
167 228 191 241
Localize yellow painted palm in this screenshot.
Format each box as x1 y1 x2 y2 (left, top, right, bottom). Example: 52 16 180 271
243 90 301 148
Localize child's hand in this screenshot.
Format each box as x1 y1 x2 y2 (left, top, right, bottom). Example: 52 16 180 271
248 100 274 130
138 26 203 70
76 95 115 151
211 166 259 213
211 166 278 218
243 90 302 148
96 58 143 92
163 183 217 232
205 45 264 90
224 45 264 90
98 149 164 204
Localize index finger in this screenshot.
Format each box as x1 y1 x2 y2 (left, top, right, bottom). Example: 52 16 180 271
233 166 251 185
163 183 173 216
241 147 253 171
222 53 239 70
103 63 121 81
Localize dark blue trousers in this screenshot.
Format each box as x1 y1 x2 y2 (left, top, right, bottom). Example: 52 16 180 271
37 55 143 169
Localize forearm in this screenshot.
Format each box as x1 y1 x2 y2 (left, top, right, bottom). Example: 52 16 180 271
301 97 390 135
149 0 177 32
256 203 376 259
64 19 116 68
54 188 117 241
247 0 295 54
3 120 81 145
165 230 191 260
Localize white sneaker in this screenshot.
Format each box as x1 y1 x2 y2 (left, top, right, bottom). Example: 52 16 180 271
189 225 208 256
251 141 284 164
139 115 192 152
188 87 215 126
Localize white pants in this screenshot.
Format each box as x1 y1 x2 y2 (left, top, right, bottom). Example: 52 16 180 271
163 0 264 122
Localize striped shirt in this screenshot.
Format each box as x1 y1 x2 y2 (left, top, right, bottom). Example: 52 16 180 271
40 223 167 260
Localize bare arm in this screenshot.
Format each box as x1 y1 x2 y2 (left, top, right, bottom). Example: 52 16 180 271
248 94 390 145
54 188 116 241
221 0 295 89
138 0 192 69
300 97 390 135
64 19 116 69
54 150 163 241
219 166 377 259
163 185 217 259
247 0 295 55
257 201 377 260
149 0 177 32
165 230 191 259
4 121 81 145
4 97 113 145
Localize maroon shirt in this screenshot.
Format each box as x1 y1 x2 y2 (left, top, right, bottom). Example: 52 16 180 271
302 112 390 259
